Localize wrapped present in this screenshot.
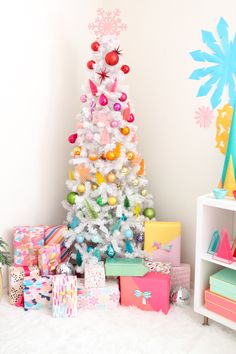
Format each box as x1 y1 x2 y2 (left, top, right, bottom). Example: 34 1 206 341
23 276 52 310
8 266 40 306
105 258 148 276
77 279 120 310
144 260 172 274
120 272 170 314
171 264 190 290
144 221 181 266
38 244 60 276
52 275 77 317
44 225 68 262
13 225 44 266
84 261 105 288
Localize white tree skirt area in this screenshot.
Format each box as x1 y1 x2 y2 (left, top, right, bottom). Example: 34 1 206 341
0 292 235 354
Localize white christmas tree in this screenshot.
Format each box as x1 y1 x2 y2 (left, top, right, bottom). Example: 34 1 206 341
63 9 156 272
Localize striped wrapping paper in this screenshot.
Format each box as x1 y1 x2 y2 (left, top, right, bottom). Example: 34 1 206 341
52 275 77 318
171 264 191 290
44 226 69 262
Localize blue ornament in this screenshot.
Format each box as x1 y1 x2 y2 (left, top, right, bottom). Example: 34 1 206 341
125 240 133 253
93 248 101 261
91 234 101 243
87 245 94 253
136 234 144 243
76 250 82 266
106 244 115 258
76 234 84 243
121 214 128 221
69 215 80 229
124 228 133 239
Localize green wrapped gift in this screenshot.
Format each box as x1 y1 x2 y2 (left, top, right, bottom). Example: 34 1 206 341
105 258 148 277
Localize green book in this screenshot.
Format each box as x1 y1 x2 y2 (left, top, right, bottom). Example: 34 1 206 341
105 258 148 276
210 268 236 301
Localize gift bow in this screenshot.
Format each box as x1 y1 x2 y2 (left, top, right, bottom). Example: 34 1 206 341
134 290 151 305
59 290 75 304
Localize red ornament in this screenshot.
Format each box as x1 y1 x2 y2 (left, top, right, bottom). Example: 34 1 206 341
68 133 77 144
87 60 95 70
105 51 119 66
97 68 110 83
121 65 130 74
127 113 135 123
89 79 98 96
91 41 100 51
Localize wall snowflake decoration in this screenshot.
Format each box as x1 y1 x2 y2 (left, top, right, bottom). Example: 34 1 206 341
189 17 236 109
88 8 127 38
195 106 214 128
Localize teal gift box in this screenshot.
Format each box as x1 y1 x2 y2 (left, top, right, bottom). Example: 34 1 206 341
210 268 236 301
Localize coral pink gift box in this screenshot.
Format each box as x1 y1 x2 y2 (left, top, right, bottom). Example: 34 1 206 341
205 289 236 322
120 272 170 314
171 264 191 290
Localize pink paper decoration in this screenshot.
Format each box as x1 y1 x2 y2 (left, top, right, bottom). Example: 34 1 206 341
213 229 234 264
89 79 98 96
88 9 127 38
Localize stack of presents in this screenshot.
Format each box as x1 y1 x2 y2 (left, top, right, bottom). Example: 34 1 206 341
8 221 191 317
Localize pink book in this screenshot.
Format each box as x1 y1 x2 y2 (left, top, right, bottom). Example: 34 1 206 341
205 289 236 322
120 272 170 314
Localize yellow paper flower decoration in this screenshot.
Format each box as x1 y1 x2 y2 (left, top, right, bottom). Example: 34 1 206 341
215 104 233 154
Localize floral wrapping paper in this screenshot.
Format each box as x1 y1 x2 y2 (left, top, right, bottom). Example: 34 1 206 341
77 279 120 310
13 226 44 266
52 275 77 318
23 276 52 310
38 244 61 276
144 261 172 274
8 266 40 305
84 261 106 289
44 225 69 262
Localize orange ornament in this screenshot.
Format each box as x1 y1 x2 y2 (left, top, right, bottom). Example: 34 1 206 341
126 151 135 160
73 146 81 157
120 126 130 136
101 153 106 160
137 159 145 176
89 152 98 161
114 143 121 158
106 151 116 161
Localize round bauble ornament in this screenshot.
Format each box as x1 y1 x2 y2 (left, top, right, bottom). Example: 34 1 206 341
99 93 108 106
89 152 98 161
106 172 116 183
87 245 94 253
80 94 87 103
91 234 101 243
68 133 77 144
110 120 119 128
67 192 77 205
96 196 107 206
73 146 81 157
108 196 117 206
85 132 93 141
91 183 98 191
87 60 95 70
113 102 121 111
101 153 106 160
56 262 75 276
76 250 82 266
126 151 135 160
121 166 129 175
120 126 130 136
69 215 79 229
136 234 144 243
106 244 116 257
106 151 116 161
77 184 86 194
127 113 135 123
105 51 119 66
124 228 133 239
132 178 139 187
143 207 156 219
91 41 100 51
119 92 127 102
141 189 148 197
76 234 85 243
170 287 190 306
121 214 128 221
121 65 130 74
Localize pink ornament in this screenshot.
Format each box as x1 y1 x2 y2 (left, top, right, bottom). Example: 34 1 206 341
110 120 119 128
90 99 96 112
85 132 93 141
113 102 121 111
127 113 135 123
99 94 108 106
119 92 127 102
89 80 98 96
80 94 87 103
68 133 78 144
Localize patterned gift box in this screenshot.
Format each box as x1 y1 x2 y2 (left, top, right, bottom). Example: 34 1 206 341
8 266 40 306
13 225 44 266
23 276 52 310
77 279 120 310
84 261 105 288
144 260 172 274
171 264 191 290
52 275 77 318
44 225 69 262
120 272 171 314
38 244 60 276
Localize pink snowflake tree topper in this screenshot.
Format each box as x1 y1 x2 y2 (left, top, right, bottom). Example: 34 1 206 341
88 8 127 38
194 106 214 128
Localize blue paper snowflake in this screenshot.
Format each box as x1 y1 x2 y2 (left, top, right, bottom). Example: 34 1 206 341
189 18 236 109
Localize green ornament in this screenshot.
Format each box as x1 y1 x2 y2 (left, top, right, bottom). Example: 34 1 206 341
67 192 77 205
96 196 107 206
84 199 98 219
143 207 156 220
76 250 82 266
124 196 130 209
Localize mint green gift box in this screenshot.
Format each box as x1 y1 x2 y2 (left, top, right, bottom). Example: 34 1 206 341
210 268 236 301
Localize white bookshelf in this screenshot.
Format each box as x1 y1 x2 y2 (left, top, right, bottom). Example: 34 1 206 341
194 193 236 331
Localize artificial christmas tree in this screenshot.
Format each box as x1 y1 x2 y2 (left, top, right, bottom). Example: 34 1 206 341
62 9 156 273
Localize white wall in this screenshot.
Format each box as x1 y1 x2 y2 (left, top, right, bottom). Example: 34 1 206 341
1 0 235 286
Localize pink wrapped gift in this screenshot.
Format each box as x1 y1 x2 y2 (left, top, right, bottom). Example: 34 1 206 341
13 226 44 266
52 275 77 318
120 272 170 314
77 279 120 310
38 244 60 275
44 225 69 262
84 261 105 288
24 276 52 310
171 264 190 290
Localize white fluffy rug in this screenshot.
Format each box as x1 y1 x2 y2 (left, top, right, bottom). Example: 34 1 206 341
0 291 235 354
